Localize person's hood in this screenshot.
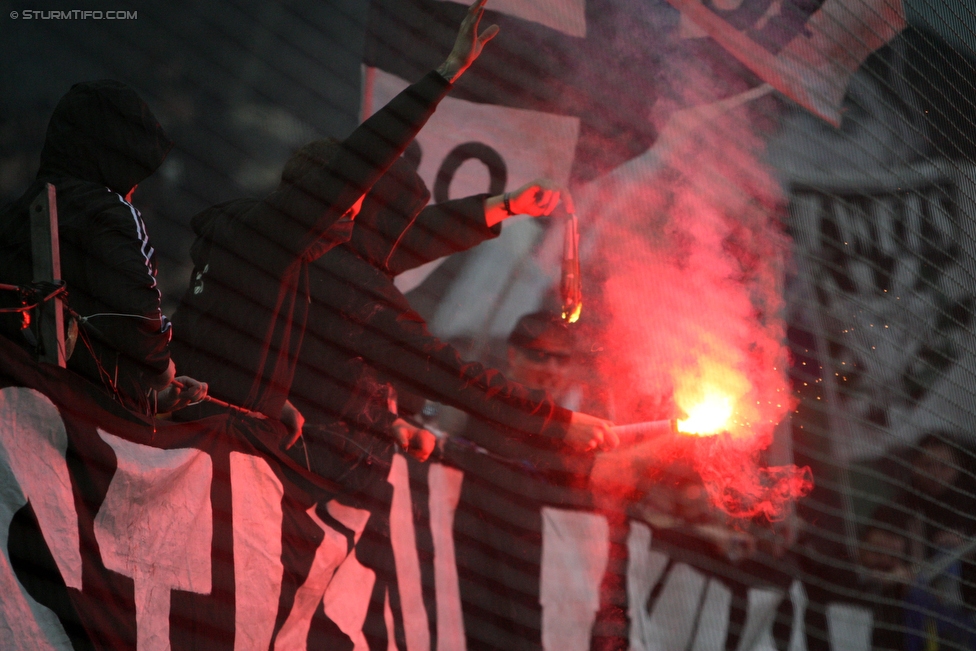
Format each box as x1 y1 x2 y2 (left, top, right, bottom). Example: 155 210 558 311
346 155 430 276
189 205 222 269
37 80 173 196
187 198 254 269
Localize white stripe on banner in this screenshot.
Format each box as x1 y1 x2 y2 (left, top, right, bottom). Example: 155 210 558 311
627 522 669 651
0 387 79 650
321 501 375 651
540 507 609 651
428 463 466 651
646 563 709 651
95 432 213 651
231 452 284 651
826 603 873 651
275 504 365 650
734 588 783 651
788 581 808 651
691 580 733 651
389 454 431 651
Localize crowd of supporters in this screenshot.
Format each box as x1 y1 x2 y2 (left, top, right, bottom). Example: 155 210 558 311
4 2 975 650
856 433 976 650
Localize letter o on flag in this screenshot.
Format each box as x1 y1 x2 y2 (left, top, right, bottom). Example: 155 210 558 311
433 142 507 204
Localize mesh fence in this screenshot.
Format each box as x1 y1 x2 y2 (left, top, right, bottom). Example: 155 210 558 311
2 0 976 649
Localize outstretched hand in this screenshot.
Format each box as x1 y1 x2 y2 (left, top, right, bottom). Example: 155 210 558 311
156 376 208 414
510 178 565 216
438 0 499 83
485 178 574 227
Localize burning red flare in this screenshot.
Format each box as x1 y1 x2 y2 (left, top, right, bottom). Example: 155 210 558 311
671 372 812 519
677 393 734 436
580 74 811 520
670 392 814 520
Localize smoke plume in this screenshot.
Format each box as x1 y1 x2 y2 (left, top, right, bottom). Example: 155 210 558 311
576 51 812 520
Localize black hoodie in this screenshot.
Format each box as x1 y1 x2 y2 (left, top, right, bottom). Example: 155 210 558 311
290 156 573 454
0 80 173 412
171 71 452 421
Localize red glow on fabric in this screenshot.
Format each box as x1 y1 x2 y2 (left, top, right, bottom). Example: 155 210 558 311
579 79 812 520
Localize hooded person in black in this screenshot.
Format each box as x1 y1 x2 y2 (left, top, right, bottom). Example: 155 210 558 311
287 155 616 487
0 80 205 414
286 160 615 651
170 0 500 442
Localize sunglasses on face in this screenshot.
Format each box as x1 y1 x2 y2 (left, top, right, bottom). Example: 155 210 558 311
517 347 572 364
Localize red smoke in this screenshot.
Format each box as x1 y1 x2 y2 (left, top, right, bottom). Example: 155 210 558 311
692 434 813 520
577 75 811 520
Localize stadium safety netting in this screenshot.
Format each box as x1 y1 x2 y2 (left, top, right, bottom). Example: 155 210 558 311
2 1 976 649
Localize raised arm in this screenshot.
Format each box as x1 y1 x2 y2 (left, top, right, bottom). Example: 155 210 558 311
384 195 496 276
384 178 569 275
436 0 499 83
484 178 567 227
248 0 500 267
370 301 613 452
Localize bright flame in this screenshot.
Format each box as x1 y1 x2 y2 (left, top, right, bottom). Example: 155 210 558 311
677 393 734 436
562 301 582 324
672 357 752 438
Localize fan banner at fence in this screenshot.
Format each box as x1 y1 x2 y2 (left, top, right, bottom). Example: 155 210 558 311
2 334 871 650
788 162 976 461
0 336 390 651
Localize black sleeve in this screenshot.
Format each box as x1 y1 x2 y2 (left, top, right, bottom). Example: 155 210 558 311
241 71 453 272
322 281 572 450
385 194 500 276
446 409 595 482
81 196 171 378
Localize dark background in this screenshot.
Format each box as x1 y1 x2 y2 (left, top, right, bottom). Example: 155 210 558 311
1 0 371 313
